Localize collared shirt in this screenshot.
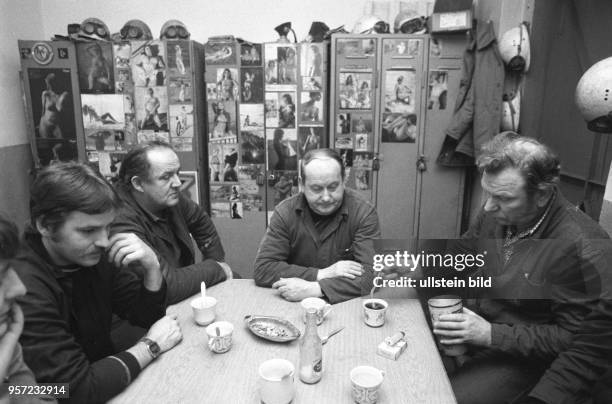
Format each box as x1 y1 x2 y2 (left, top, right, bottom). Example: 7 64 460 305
254 188 381 304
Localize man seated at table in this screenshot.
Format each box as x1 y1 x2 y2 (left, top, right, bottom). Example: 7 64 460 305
15 163 182 403
254 148 380 303
430 132 612 404
112 141 234 304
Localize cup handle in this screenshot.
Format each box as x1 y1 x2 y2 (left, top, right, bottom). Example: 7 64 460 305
379 369 386 379
322 304 332 318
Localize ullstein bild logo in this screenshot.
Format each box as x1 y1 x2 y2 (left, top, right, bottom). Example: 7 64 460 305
32 43 54 65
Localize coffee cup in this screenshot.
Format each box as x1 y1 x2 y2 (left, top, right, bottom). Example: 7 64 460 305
300 297 332 325
258 358 295 404
206 321 233 353
362 298 388 327
350 365 385 404
190 296 217 326
427 295 467 356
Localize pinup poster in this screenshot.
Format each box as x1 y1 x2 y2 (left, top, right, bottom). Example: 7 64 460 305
241 67 264 104
302 76 323 91
266 128 297 172
206 83 218 101
134 87 168 131
171 137 193 152
205 41 237 65
221 144 239 183
209 143 225 184
276 46 297 87
301 43 324 77
130 41 167 87
85 128 125 152
179 171 199 205
230 201 243 219
166 41 191 77
168 78 192 103
169 104 193 138
96 152 125 183
337 113 351 135
268 170 299 208
137 130 169 144
264 44 279 87
264 92 279 128
113 42 131 93
208 101 236 142
240 104 264 130
339 148 354 168
81 94 125 130
300 91 323 124
382 112 417 143
211 202 231 218
428 70 448 110
216 68 239 101
240 129 265 164
338 72 372 109
383 39 420 58
384 70 416 114
298 127 324 158
240 43 262 66
238 164 265 212
76 42 114 94
277 92 296 128
337 39 365 58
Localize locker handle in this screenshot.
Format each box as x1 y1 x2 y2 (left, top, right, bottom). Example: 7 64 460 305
431 66 457 71
417 155 427 172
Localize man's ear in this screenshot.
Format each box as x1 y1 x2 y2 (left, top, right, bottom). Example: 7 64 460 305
35 217 52 238
535 186 553 208
131 176 145 193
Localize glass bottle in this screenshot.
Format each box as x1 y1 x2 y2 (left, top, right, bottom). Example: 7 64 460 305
299 307 322 384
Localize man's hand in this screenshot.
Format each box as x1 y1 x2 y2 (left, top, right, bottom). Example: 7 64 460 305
108 233 160 272
271 278 322 301
0 304 25 381
317 260 363 280
146 314 183 353
433 307 492 347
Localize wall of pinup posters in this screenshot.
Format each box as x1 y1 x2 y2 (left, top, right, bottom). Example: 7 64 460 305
264 41 328 220
74 39 205 203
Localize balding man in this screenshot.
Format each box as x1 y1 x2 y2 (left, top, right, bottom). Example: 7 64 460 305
254 148 380 304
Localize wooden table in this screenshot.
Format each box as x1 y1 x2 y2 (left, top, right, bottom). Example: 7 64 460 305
110 280 456 403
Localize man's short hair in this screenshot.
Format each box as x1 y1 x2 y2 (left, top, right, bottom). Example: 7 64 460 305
300 148 344 183
30 162 121 231
118 141 174 187
477 131 561 194
0 213 19 260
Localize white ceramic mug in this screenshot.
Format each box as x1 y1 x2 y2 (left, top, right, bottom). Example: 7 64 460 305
350 365 385 404
258 358 295 404
206 321 233 353
191 296 217 326
301 297 332 325
362 298 388 327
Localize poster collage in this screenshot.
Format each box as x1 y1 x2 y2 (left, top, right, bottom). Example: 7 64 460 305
76 39 195 185
206 41 264 219
334 38 378 191
206 41 327 220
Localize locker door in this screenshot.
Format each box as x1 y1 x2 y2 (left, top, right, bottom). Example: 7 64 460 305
330 35 379 202
419 35 468 238
376 35 428 238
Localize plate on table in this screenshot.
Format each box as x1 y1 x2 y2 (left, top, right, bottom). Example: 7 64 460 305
244 315 301 342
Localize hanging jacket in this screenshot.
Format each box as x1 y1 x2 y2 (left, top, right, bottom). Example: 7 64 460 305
437 20 505 167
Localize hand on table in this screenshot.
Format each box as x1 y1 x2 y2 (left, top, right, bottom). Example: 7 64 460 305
271 277 322 301
318 260 363 280
432 307 492 347
146 314 183 353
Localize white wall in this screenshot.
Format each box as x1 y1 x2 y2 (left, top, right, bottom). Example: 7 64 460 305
0 0 44 147
39 0 369 44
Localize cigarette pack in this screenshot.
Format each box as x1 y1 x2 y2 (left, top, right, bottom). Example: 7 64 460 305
376 339 407 360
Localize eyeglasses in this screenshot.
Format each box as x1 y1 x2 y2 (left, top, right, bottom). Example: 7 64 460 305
399 18 425 34
162 25 189 39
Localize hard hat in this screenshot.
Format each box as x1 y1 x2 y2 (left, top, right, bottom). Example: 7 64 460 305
575 56 612 132
307 21 330 42
160 20 190 40
499 22 531 73
79 18 110 41
352 15 390 34
394 10 427 34
120 19 153 40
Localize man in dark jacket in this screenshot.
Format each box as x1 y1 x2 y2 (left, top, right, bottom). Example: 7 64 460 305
254 148 380 304
112 141 233 304
15 162 182 404
433 132 612 404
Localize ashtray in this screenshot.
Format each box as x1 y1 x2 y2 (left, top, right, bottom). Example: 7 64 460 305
244 315 301 342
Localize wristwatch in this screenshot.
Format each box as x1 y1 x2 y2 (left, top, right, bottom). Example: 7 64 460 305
139 337 161 359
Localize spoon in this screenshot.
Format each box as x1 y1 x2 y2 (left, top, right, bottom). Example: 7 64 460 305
201 281 206 301
321 326 344 345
